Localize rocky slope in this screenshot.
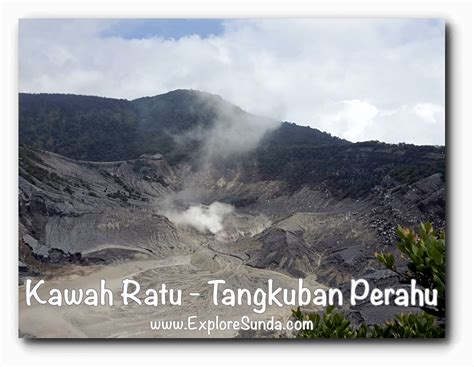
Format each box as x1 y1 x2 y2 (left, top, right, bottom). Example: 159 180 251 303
19 143 444 286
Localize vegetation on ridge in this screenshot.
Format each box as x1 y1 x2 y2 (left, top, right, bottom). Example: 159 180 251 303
20 91 445 198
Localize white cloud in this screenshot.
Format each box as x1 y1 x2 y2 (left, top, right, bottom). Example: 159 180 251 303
316 100 445 144
318 100 379 142
413 103 444 124
19 19 445 145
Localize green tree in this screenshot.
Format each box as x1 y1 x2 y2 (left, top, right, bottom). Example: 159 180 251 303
376 222 445 317
292 222 446 338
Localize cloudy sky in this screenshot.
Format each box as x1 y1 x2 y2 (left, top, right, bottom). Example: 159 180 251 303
19 19 445 145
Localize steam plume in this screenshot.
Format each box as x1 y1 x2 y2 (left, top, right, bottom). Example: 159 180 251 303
159 91 278 236
166 202 234 234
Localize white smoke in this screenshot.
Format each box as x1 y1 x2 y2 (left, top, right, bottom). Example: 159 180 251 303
172 92 280 164
166 201 234 234
159 93 278 234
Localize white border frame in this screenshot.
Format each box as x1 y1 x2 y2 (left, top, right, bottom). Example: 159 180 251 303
1 0 472 366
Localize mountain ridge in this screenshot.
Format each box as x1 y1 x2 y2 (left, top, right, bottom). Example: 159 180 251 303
19 90 445 199
18 89 444 148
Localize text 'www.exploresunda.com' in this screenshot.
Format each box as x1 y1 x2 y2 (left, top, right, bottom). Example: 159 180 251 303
149 315 314 335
